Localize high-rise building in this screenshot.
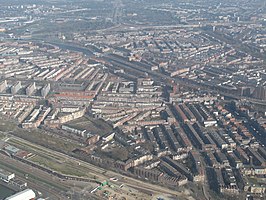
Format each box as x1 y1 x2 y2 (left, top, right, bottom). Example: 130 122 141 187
252 86 266 100
11 81 21 94
41 83 51 97
0 80 7 92
26 82 36 96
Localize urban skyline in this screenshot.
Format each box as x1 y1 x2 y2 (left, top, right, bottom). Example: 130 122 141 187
0 0 265 200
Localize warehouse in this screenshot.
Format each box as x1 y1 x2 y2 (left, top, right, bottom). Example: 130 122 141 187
5 189 36 200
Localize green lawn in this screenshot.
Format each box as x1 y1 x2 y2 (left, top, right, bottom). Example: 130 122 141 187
11 127 81 153
0 132 6 140
0 118 17 132
30 155 88 177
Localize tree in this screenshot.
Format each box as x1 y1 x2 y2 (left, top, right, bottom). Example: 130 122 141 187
109 147 129 161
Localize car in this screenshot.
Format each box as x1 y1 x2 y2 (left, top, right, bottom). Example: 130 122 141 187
110 177 118 182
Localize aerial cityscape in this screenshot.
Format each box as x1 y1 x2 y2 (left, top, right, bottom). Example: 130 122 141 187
0 0 265 199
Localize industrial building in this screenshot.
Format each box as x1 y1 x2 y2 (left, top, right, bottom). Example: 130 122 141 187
0 168 15 182
5 189 36 200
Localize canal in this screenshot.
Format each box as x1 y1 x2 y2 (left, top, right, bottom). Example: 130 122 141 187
0 184 15 200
